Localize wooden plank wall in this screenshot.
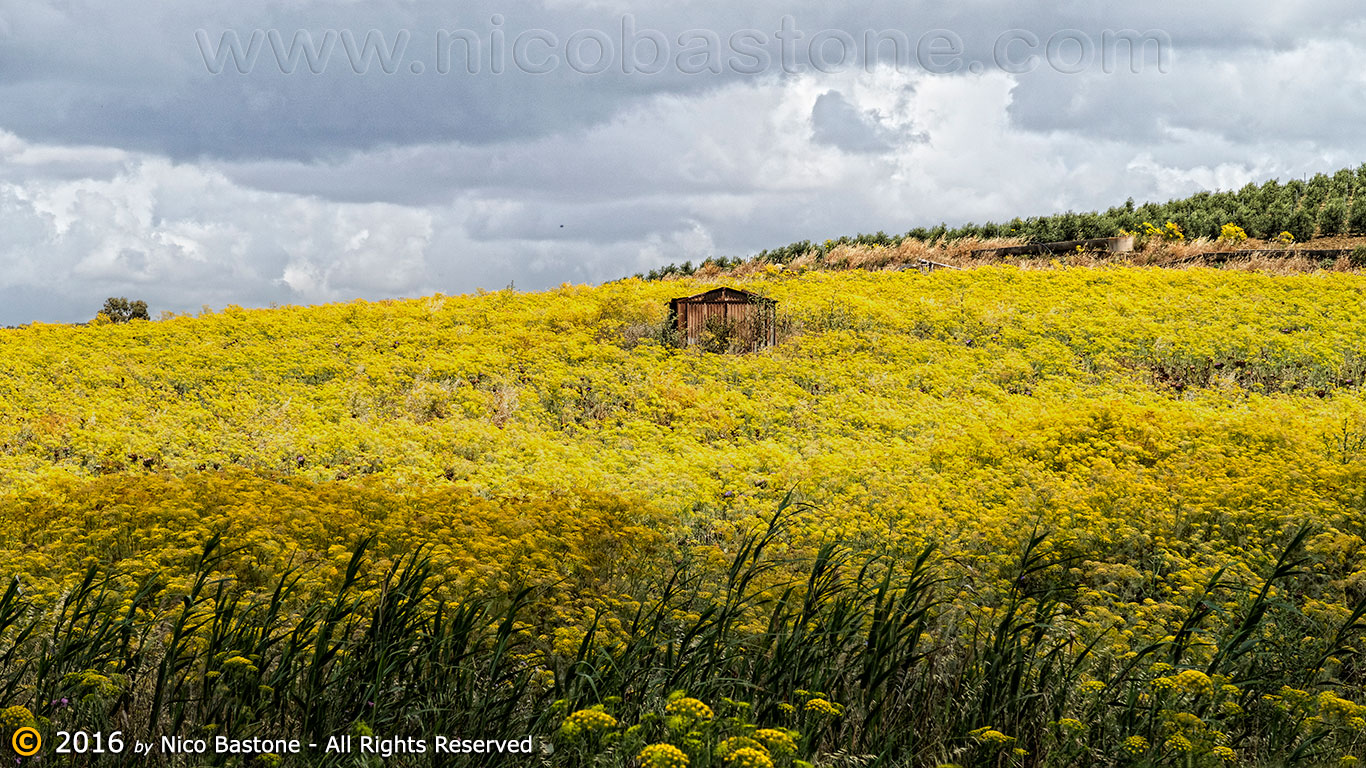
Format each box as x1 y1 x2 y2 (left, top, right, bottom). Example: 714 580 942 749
675 301 776 351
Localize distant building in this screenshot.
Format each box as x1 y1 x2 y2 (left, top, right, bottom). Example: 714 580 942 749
667 287 777 352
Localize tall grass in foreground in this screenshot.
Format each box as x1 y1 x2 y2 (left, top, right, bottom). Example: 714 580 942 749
2 505 1366 768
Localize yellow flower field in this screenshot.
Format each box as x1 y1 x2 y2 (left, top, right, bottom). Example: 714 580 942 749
3 267 1364 590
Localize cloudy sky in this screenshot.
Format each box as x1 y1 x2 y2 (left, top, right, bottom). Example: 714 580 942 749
2 1 1364 324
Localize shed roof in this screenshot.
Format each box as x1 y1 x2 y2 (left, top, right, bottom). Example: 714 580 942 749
669 287 774 306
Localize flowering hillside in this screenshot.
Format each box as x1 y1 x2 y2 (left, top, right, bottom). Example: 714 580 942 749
2 266 1366 766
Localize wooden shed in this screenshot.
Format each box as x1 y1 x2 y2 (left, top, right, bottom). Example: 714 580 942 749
668 287 777 352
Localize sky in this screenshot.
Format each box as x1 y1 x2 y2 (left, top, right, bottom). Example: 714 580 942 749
2 1 1365 324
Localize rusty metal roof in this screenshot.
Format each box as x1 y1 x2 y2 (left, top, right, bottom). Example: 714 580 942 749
669 287 774 305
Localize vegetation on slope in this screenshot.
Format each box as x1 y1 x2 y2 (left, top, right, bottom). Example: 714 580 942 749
641 165 1366 280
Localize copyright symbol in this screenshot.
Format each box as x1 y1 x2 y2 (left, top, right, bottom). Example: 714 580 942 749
11 727 40 757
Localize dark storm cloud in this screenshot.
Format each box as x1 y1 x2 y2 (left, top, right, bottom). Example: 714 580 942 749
811 90 898 153
0 0 1275 160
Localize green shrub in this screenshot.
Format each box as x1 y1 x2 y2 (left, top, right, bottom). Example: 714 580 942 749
1319 197 1348 236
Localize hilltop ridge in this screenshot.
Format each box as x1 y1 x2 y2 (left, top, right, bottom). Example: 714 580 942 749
641 165 1366 279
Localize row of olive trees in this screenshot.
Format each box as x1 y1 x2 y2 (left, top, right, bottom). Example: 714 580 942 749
640 163 1366 278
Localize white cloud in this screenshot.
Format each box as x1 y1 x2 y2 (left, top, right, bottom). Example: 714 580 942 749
0 135 440 320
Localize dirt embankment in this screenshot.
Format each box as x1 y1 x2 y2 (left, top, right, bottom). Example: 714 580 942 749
679 235 1366 280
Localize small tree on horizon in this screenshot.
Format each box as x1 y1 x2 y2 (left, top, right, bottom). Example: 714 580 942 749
101 297 150 323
